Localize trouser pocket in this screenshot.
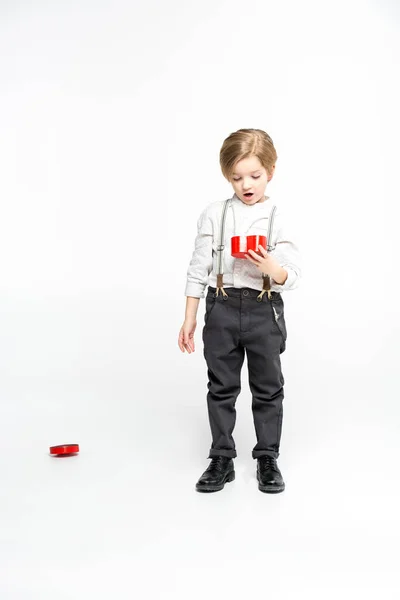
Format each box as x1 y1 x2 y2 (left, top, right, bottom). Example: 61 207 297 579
204 294 217 324
270 299 287 353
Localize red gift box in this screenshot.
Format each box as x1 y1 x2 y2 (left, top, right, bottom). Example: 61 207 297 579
231 235 267 258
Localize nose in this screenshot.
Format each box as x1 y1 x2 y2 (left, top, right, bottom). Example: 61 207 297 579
242 180 252 190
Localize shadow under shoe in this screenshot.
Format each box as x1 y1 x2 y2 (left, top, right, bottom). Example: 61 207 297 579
195 456 235 493
257 455 285 493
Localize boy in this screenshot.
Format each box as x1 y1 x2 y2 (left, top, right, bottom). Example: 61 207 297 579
178 129 301 493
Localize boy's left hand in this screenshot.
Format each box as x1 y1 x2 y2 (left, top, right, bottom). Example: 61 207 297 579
244 245 280 278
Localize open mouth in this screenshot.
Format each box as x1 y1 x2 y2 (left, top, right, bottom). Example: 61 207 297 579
244 193 254 198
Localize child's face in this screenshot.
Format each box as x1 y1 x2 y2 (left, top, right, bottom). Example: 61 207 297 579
230 155 274 205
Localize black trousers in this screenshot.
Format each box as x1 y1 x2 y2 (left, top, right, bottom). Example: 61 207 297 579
202 285 287 460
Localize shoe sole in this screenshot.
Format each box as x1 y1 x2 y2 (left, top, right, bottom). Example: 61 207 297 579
195 470 235 493
257 477 285 494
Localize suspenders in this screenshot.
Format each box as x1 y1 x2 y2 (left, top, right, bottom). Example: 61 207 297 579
214 198 277 301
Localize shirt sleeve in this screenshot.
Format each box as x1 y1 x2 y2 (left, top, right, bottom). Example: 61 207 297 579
269 207 302 292
184 207 214 299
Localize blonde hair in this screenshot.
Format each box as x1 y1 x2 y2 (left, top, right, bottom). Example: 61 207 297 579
219 128 278 181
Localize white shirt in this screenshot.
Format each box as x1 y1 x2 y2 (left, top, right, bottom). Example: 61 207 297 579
185 193 302 299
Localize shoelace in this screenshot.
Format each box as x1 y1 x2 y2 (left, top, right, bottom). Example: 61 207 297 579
259 456 277 469
209 457 230 472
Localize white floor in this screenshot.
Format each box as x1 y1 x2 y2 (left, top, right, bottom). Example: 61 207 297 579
1 372 399 600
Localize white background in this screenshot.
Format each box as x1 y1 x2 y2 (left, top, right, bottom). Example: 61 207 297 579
0 0 399 598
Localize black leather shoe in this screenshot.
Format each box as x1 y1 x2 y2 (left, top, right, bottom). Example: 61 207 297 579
195 456 235 492
257 456 285 493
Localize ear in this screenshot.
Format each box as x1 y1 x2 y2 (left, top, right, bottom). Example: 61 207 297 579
267 165 276 182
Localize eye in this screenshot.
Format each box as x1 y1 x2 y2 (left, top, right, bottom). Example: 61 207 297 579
252 176 260 179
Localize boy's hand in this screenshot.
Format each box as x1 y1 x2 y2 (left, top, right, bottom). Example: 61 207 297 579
244 245 279 276
178 318 197 354
245 245 288 284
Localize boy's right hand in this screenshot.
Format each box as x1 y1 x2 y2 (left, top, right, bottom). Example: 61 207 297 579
178 318 197 354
